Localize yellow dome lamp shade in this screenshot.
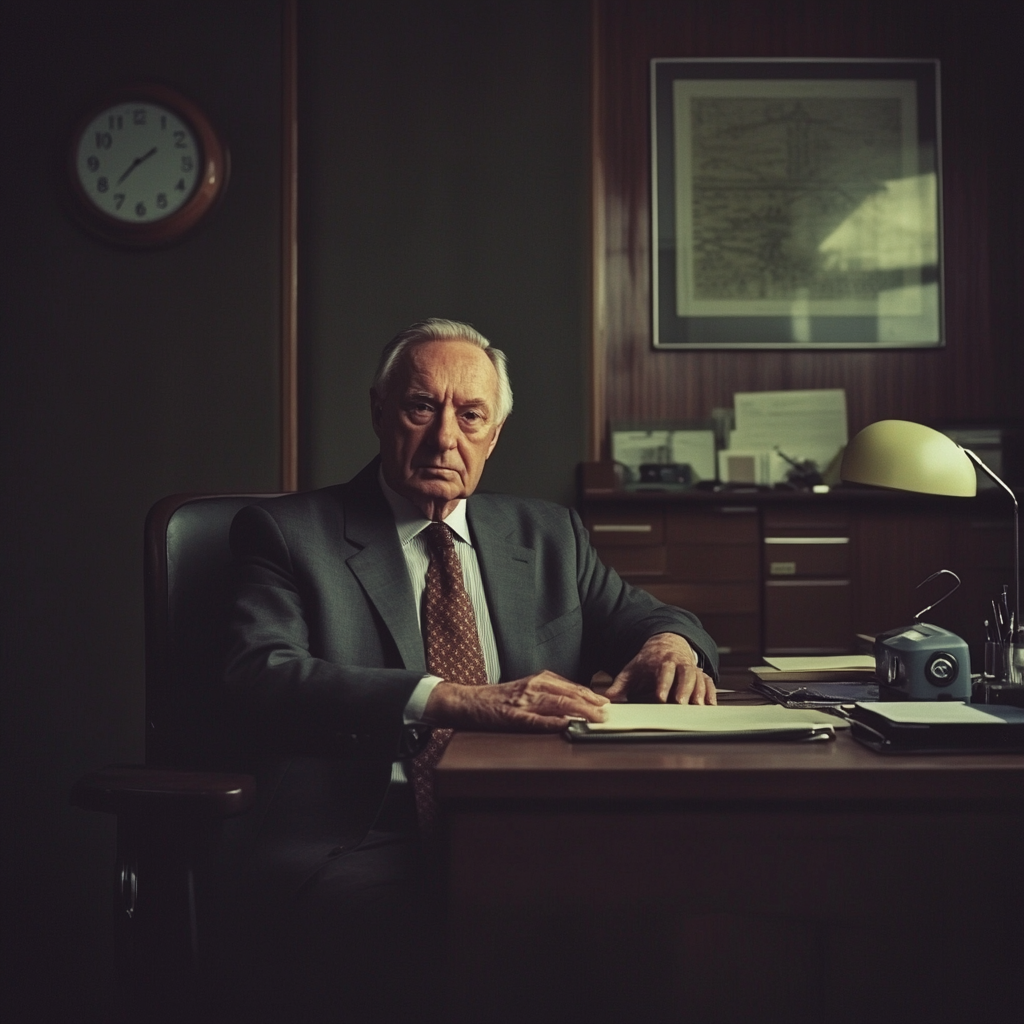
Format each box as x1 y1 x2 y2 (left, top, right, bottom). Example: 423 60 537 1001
841 420 977 497
843 419 1019 647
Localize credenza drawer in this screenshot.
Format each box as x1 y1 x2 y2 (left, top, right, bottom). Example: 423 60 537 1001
696 612 760 659
587 511 664 545
667 508 758 545
763 536 850 577
640 582 759 616
668 544 759 582
598 545 667 577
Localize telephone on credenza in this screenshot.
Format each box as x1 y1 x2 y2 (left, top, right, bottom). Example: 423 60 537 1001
874 570 972 701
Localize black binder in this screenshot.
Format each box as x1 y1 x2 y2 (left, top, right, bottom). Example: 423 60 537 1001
848 703 1024 754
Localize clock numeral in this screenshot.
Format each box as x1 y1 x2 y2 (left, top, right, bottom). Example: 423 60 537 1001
156 193 168 209
160 115 167 130
96 176 109 193
95 131 113 150
135 201 147 218
107 115 123 131
87 155 99 172
173 130 187 149
133 108 147 126
113 193 125 210
174 178 186 191
181 155 194 172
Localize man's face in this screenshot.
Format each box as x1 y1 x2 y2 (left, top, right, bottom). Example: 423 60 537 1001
371 340 504 518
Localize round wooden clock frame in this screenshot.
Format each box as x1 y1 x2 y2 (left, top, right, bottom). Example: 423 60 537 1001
66 83 230 247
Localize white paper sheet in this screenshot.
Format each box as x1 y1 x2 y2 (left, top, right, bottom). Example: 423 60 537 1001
730 389 848 471
586 704 844 732
855 702 1005 725
669 430 717 481
764 655 875 672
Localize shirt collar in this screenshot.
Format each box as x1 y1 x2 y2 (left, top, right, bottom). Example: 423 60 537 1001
378 466 472 546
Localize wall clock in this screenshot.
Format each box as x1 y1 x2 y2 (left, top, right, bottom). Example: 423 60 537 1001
67 83 229 246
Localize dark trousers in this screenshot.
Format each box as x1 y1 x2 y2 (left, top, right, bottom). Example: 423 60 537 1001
228 782 440 1024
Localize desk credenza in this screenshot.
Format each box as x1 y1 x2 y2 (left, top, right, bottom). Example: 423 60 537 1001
438 732 1024 1024
579 483 1015 685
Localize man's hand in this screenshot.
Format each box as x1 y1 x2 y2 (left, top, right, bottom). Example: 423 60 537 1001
605 633 717 705
423 672 609 731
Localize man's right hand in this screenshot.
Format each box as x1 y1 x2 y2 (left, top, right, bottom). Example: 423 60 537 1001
423 672 609 732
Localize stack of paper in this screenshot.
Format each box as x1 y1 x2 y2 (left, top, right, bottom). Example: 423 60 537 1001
586 704 845 733
752 655 876 683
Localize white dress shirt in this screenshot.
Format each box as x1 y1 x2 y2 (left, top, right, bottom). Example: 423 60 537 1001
378 471 501 726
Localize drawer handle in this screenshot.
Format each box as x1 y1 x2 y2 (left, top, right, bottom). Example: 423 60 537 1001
592 524 653 533
766 579 850 587
764 536 849 545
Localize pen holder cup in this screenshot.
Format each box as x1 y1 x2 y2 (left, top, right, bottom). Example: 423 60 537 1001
986 642 1024 685
1013 644 1024 686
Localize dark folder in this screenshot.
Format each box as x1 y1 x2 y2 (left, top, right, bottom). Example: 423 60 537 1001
753 679 879 707
848 703 1024 754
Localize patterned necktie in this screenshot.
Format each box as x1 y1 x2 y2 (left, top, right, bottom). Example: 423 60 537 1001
409 521 488 832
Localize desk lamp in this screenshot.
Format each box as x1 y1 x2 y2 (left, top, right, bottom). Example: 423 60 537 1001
842 420 1022 691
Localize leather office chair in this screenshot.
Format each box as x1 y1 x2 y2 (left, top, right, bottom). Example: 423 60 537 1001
72 494 280 1023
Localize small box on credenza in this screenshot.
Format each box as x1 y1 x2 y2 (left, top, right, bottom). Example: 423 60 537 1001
717 449 784 486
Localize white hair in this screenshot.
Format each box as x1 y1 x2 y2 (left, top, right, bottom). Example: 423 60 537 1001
371 318 513 422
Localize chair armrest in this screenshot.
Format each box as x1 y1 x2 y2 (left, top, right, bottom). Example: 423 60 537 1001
71 764 256 818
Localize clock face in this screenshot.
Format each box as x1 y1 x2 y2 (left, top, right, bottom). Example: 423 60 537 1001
74 101 203 223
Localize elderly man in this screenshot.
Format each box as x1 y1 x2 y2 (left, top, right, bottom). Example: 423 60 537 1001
225 318 717 1021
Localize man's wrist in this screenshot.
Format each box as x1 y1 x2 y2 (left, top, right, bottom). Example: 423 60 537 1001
403 675 443 725
648 631 709 671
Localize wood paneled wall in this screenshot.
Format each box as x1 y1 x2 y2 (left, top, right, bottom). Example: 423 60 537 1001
591 0 1023 459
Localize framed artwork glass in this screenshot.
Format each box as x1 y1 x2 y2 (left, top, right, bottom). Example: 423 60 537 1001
651 59 943 349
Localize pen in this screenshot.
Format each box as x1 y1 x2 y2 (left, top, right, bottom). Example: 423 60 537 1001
985 619 993 643
993 598 1006 642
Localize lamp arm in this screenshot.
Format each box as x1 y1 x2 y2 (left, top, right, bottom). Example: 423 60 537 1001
962 447 1020 641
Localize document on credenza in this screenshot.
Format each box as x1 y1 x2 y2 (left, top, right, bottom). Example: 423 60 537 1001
730 388 848 470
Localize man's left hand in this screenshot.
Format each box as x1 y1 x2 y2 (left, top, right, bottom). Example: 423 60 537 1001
604 633 717 705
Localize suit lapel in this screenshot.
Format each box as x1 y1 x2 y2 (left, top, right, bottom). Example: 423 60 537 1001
467 498 536 680
341 462 426 673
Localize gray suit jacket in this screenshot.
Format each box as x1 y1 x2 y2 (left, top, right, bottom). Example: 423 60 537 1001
224 460 718 883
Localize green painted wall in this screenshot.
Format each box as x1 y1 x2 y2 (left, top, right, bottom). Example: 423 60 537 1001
299 0 590 506
1 4 282 1019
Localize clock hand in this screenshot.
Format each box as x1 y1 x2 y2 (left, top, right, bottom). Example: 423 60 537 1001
116 147 158 185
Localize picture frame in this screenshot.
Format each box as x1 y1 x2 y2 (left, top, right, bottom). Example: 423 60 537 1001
610 419 718 486
651 59 943 349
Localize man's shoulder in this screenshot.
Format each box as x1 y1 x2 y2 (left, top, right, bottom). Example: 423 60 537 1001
232 460 383 546
469 490 567 514
247 461 379 519
241 483 346 526
467 491 579 540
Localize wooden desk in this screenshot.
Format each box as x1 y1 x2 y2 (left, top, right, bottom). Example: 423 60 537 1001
437 732 1024 1024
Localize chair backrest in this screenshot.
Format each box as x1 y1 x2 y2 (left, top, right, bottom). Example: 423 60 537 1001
145 494 282 768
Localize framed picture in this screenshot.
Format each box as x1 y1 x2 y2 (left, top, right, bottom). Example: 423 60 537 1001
651 59 943 349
